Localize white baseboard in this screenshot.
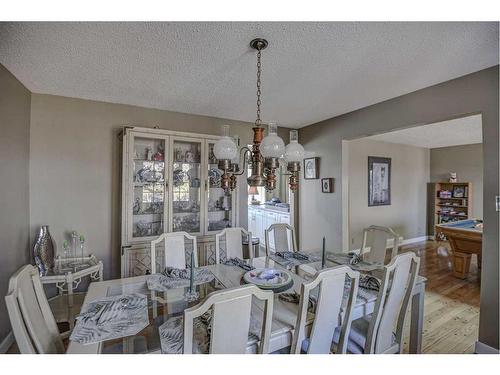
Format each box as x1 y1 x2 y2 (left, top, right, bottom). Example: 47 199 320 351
475 341 499 354
0 331 14 353
399 236 434 246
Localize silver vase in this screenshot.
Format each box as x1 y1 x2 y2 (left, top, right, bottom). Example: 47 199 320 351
33 225 55 276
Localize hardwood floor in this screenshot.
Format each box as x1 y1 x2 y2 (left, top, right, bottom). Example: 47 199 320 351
400 240 480 354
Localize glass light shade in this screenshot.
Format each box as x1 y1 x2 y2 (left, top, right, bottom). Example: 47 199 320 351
260 122 285 158
214 125 238 160
284 130 305 162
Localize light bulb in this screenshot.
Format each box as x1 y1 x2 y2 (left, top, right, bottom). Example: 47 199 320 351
260 122 285 158
284 130 305 162
214 125 238 160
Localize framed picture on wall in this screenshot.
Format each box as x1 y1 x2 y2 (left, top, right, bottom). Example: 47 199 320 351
303 157 319 179
321 178 334 193
368 156 391 206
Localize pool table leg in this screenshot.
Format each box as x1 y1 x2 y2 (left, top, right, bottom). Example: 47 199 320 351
453 252 472 279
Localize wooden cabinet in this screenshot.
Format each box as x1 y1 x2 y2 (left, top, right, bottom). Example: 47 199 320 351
121 127 238 276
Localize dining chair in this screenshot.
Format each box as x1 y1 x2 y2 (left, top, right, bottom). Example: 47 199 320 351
291 265 360 354
360 225 400 265
150 231 198 274
183 284 274 354
214 227 252 264
333 252 420 354
5 265 65 354
265 223 298 256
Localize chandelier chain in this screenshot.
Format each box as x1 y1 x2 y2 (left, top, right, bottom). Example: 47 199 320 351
255 49 262 126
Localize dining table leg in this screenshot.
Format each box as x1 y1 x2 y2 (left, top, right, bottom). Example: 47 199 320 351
409 282 425 354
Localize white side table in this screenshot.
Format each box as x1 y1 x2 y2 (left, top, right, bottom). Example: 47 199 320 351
40 255 103 335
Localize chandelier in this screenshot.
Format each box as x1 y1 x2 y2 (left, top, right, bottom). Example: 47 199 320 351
213 38 305 194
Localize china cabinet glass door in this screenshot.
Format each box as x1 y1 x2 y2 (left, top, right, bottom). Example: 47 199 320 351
129 134 168 242
206 141 234 233
170 138 203 235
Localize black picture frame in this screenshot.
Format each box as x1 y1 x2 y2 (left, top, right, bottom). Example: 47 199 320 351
321 178 334 193
368 156 391 206
303 157 319 179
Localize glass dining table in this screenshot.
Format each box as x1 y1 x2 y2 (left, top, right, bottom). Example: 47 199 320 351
66 253 426 354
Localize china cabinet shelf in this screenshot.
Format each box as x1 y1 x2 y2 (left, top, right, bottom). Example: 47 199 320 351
134 159 165 163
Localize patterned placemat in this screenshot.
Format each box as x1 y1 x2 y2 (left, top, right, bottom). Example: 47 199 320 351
327 253 383 272
70 293 149 345
146 268 215 291
269 251 320 269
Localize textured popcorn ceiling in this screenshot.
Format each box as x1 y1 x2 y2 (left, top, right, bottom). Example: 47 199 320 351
365 114 483 148
0 22 497 128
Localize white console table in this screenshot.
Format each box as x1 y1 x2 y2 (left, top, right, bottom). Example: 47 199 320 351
40 255 103 335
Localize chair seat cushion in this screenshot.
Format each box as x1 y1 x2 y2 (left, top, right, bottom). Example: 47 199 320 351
159 312 262 354
331 315 397 354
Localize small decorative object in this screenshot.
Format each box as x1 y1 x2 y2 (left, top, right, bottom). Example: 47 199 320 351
303 157 319 179
62 240 70 259
368 156 391 206
248 186 260 205
449 172 457 183
33 225 55 276
208 168 222 187
152 151 163 162
153 144 164 161
79 234 85 263
133 197 141 214
184 252 199 302
145 147 153 161
185 150 195 163
452 186 466 198
190 178 201 188
174 148 183 162
173 169 187 187
321 178 334 193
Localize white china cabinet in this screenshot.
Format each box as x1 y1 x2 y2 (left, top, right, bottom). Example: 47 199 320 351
121 127 238 276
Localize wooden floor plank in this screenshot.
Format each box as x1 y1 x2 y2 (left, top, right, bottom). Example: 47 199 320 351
400 240 480 354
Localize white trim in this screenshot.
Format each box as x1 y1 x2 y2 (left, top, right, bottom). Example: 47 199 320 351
350 236 433 254
341 140 350 252
475 341 499 354
399 236 434 246
0 331 14 353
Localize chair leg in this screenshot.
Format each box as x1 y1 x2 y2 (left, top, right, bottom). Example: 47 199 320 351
452 252 471 279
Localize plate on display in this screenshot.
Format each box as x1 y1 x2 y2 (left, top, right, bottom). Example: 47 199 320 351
243 268 293 291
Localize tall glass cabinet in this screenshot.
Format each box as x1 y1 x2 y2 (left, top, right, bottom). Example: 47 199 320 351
121 127 238 276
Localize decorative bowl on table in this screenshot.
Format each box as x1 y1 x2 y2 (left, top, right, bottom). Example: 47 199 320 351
243 268 293 292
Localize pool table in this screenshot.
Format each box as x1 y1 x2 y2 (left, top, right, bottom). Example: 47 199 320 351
435 219 483 279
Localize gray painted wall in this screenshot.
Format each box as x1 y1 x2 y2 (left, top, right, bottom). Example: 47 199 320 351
29 93 290 279
430 143 483 218
0 65 31 341
298 66 499 349
347 139 430 249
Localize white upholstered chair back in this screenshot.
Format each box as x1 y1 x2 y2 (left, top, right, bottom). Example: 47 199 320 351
361 225 399 265
291 265 360 354
365 252 420 354
5 265 64 354
150 231 198 274
183 284 273 354
265 223 297 255
215 227 252 264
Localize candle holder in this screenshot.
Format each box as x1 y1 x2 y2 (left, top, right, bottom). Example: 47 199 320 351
184 251 199 302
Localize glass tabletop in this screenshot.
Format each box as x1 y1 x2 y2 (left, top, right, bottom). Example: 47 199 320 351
101 277 226 354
